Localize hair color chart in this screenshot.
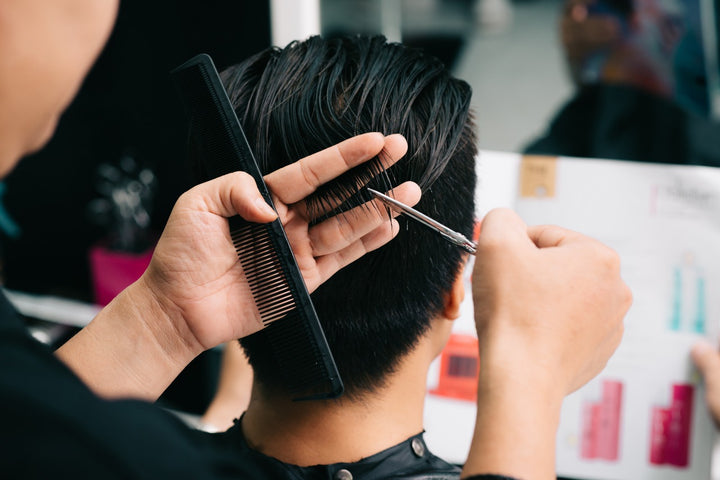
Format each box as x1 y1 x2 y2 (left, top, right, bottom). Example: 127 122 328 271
424 151 719 479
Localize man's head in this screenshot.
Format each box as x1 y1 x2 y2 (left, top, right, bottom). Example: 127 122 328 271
0 0 118 173
223 36 477 399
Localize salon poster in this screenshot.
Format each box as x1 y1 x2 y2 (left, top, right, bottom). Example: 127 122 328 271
423 151 719 480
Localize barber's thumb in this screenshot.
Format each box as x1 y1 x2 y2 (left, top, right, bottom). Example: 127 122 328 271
691 340 720 382
478 208 528 247
250 197 278 221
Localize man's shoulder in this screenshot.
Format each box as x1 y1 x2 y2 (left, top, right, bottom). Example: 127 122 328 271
215 425 460 480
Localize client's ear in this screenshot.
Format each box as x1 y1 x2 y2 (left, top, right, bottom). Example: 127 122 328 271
442 270 466 321
428 270 467 360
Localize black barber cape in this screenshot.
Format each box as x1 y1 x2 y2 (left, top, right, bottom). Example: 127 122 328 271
204 420 463 479
0 291 514 480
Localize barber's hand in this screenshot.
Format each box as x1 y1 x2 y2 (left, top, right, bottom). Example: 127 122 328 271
691 341 720 427
462 208 631 480
59 133 417 400
473 208 631 395
140 132 419 353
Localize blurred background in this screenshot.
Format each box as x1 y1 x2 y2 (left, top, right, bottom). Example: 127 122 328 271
3 0 719 413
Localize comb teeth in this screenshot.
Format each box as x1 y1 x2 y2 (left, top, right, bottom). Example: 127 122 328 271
172 53 343 400
227 216 342 399
227 215 342 398
229 220 296 325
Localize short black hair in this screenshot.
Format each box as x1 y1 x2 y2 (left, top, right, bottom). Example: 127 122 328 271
223 35 477 399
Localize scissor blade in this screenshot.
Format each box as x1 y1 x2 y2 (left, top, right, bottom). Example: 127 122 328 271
367 188 476 254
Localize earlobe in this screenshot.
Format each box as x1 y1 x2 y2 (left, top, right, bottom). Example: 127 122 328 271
442 272 466 321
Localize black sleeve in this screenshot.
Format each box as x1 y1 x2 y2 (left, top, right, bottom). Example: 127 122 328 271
0 292 254 479
462 475 520 480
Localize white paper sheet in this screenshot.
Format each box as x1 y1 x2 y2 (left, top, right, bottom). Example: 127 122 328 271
424 151 719 479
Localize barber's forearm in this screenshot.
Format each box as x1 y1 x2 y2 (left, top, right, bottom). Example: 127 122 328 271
461 357 563 480
55 276 202 401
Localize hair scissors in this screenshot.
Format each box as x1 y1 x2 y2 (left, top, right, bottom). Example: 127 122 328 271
367 188 477 255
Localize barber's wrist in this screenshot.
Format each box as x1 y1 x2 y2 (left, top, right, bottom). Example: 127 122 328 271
459 325 566 479
468 376 562 480
56 278 203 401
476 318 569 401
462 356 564 480
476 362 565 417
476 337 565 422
480 355 564 406
127 275 205 370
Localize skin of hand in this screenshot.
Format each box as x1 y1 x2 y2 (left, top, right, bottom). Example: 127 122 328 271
691 341 720 427
143 132 417 350
56 132 420 400
462 208 632 480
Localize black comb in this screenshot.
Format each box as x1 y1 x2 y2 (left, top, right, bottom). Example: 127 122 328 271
171 54 343 400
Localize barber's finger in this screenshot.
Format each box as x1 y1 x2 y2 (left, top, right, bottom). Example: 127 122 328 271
692 341 720 389
692 341 720 421
527 224 587 249
291 136 410 219
181 171 278 222
308 181 420 256
310 218 400 289
265 133 408 205
476 208 532 251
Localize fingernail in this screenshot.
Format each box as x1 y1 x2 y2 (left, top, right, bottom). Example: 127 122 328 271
255 197 277 218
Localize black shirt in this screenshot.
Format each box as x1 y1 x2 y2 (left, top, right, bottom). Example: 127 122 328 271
0 291 516 479
0 291 257 479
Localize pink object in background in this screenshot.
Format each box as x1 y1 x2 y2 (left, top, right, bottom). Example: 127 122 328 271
650 407 671 465
89 244 153 306
581 379 623 461
649 383 694 468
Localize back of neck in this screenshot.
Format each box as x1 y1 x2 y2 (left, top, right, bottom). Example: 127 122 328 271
241 355 429 466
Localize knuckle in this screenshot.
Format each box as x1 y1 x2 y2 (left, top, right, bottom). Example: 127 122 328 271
595 243 620 267
616 322 625 342
622 284 633 307
299 158 322 188
228 171 252 187
176 189 192 205
336 218 357 247
589 243 622 278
